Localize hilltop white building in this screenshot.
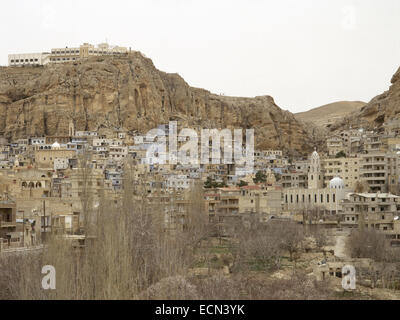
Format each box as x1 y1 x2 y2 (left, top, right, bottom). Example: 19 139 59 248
8 52 50 66
8 42 128 66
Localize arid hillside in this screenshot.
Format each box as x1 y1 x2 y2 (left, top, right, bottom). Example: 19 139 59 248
295 101 366 128
0 52 312 155
329 66 400 132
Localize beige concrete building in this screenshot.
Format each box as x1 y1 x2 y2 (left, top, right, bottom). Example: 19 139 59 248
215 185 282 217
326 136 344 157
360 152 389 193
9 42 128 66
0 197 17 239
323 157 361 189
341 193 400 233
49 43 128 63
281 170 308 188
34 142 75 169
8 52 50 66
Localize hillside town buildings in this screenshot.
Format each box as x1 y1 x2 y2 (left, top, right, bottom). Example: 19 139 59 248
1 118 400 251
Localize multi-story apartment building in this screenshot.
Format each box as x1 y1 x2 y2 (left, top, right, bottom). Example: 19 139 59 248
326 136 344 157
341 193 400 233
360 152 389 192
0 197 17 239
281 170 308 188
281 160 309 189
323 157 360 189
213 186 282 217
364 133 384 153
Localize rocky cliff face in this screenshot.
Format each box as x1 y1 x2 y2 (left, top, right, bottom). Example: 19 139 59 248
0 52 311 154
330 66 400 131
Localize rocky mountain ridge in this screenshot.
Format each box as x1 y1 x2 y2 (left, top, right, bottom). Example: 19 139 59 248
329 67 400 132
0 52 312 155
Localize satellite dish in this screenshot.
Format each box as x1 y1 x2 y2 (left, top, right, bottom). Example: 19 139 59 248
394 216 399 221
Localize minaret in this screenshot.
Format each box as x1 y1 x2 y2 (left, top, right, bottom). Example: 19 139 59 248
308 148 323 189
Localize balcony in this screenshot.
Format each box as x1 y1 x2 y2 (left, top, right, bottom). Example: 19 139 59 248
0 220 16 228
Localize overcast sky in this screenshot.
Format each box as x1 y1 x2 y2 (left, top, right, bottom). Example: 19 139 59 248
1 0 399 113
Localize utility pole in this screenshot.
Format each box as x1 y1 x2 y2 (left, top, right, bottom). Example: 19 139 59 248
43 199 46 242
21 210 25 247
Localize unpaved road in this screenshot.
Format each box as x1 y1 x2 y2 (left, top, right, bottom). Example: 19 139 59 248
334 233 350 259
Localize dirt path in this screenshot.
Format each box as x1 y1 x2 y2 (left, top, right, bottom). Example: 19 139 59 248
334 232 350 259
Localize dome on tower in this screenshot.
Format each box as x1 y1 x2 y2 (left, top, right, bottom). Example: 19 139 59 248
329 177 344 189
51 141 60 149
311 150 319 159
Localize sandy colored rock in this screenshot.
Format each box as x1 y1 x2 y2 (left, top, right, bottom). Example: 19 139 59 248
330 66 400 131
0 52 312 155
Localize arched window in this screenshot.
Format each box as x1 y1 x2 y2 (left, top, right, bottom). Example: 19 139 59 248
22 182 27 188
28 182 35 188
36 182 42 188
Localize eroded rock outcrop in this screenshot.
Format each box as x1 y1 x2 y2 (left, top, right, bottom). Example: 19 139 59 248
330 66 400 132
0 52 312 155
